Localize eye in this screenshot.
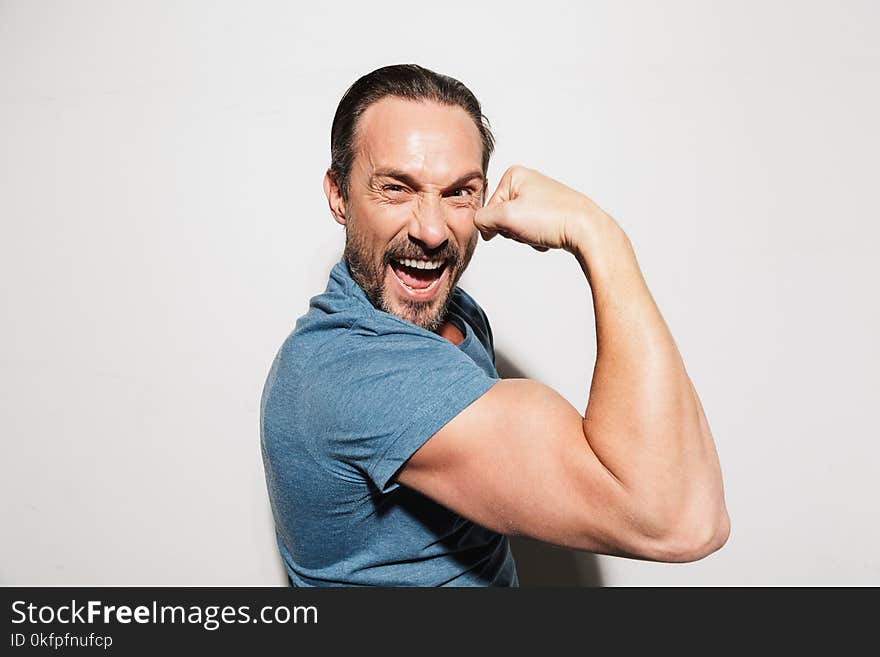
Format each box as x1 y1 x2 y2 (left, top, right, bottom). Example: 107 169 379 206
447 187 475 198
382 184 407 193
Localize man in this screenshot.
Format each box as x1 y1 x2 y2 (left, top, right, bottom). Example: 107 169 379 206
260 64 729 587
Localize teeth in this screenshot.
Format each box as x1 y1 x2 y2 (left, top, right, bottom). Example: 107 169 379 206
397 258 444 270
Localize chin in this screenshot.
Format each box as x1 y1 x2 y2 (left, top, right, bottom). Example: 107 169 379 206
383 286 452 332
386 295 447 331
380 261 456 331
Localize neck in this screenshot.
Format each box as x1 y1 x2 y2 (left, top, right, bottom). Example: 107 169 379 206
435 320 465 345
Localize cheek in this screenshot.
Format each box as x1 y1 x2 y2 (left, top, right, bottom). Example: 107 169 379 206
357 207 409 246
448 209 479 242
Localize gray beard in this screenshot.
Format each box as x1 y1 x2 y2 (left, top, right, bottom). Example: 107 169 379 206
342 222 476 332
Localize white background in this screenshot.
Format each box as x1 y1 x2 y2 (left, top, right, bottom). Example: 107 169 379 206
2 0 878 585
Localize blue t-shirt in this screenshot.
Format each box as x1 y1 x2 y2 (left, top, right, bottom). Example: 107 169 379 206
260 258 518 587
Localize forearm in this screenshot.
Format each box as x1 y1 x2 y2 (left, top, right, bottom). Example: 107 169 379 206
569 203 728 558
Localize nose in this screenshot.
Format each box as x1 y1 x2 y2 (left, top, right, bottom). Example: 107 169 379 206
408 194 449 252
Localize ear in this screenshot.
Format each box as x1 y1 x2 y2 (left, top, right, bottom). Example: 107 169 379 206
323 169 348 226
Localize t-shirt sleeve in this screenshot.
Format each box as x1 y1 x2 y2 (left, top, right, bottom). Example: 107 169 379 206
303 324 499 493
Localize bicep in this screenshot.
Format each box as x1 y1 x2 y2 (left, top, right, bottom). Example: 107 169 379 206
396 378 640 556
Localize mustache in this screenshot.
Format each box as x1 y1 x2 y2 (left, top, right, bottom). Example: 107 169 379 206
383 247 459 265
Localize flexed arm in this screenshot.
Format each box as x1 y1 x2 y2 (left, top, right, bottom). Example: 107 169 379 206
398 166 729 562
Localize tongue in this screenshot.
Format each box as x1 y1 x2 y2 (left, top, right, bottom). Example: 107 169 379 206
392 262 443 290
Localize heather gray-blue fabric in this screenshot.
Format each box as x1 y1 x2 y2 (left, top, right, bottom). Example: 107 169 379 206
260 258 518 587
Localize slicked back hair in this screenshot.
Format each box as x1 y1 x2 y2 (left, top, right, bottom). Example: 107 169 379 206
329 64 495 201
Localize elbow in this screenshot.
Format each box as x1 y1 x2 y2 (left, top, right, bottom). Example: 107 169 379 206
643 507 731 563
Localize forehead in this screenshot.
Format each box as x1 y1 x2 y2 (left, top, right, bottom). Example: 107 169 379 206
354 97 483 179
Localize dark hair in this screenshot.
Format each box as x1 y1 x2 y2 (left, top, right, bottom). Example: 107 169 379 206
329 64 495 200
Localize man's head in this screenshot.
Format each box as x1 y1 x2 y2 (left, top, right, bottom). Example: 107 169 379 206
323 64 494 332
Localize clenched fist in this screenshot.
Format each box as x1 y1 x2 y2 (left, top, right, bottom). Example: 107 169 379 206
475 166 610 253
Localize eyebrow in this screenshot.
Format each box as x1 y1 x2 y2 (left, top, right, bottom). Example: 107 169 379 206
371 168 485 192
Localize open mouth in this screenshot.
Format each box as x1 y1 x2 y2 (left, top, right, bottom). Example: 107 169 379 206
389 257 449 296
